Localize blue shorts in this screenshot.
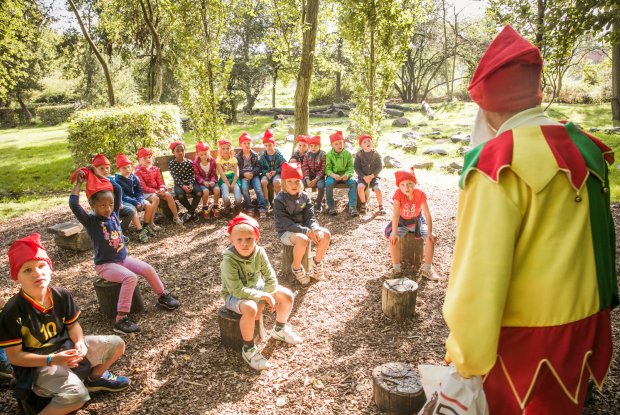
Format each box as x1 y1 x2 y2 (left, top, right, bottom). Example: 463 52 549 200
387 214 428 239
357 177 381 190
224 280 265 314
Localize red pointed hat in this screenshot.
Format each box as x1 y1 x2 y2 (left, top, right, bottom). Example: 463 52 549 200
115 153 132 169
263 129 275 144
329 131 344 144
218 138 232 147
169 141 185 151
71 167 113 199
238 132 252 145
281 162 303 180
308 135 321 146
91 154 110 167
468 25 543 112
296 135 308 144
395 166 417 186
227 212 260 240
196 141 210 152
358 134 372 146
137 147 152 159
8 233 53 280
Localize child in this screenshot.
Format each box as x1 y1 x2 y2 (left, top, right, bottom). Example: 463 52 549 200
134 147 183 226
221 213 303 370
169 141 202 222
69 168 180 334
289 134 309 163
236 132 268 218
325 131 358 217
354 134 384 213
216 138 243 215
274 162 331 285
259 129 286 207
385 167 439 280
192 141 221 219
114 154 159 235
0 297 12 380
302 135 327 213
92 154 142 236
0 234 130 415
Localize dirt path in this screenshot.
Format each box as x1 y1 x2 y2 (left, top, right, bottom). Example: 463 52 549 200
0 171 618 414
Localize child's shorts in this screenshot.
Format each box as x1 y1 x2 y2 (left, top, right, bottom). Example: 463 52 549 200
33 335 123 408
357 177 381 190
280 231 299 246
200 182 217 191
224 280 265 314
262 174 281 184
385 215 428 239
143 192 155 200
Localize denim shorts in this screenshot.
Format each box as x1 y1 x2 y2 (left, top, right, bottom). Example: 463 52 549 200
392 214 428 238
357 177 381 190
225 279 265 314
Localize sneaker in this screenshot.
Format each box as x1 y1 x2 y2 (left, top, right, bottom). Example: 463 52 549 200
144 224 156 236
137 228 149 243
190 212 200 222
202 209 211 220
158 292 180 310
86 370 131 392
359 203 367 213
113 316 140 335
212 207 220 219
349 207 359 217
241 345 270 370
291 266 310 285
420 264 441 281
271 325 303 345
0 359 13 379
310 259 325 281
181 213 191 223
259 210 267 219
123 235 130 244
378 205 385 214
384 267 402 279
315 205 322 214
222 205 232 215
149 223 162 231
173 216 184 226
328 208 337 216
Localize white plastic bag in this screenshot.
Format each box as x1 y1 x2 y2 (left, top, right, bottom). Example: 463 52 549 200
418 365 489 415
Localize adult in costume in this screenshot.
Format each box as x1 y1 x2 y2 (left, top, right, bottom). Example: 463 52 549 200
443 25 617 414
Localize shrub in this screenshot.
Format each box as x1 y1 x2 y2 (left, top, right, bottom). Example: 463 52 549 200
33 91 79 104
37 104 77 125
67 105 183 167
0 107 37 128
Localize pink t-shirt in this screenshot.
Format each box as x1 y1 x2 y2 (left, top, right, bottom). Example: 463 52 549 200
392 188 426 219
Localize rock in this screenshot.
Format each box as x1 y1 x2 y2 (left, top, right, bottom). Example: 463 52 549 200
457 146 472 156
589 127 600 132
274 114 286 120
383 155 402 168
414 162 433 170
392 117 410 127
271 121 280 128
433 139 449 144
417 122 428 127
450 133 470 143
389 137 405 147
421 131 441 137
604 127 620 134
402 142 417 154
443 162 463 174
422 146 448 156
402 132 420 140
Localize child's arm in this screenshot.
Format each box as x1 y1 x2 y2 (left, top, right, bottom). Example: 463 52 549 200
231 163 239 186
259 154 269 175
4 345 83 368
117 176 139 207
318 152 326 177
216 163 231 186
111 180 123 215
186 161 196 186
274 151 285 175
354 152 363 178
373 151 383 177
69 172 89 225
208 159 218 184
252 153 262 177
390 200 401 245
273 197 310 234
421 201 436 242
192 160 205 186
221 257 269 301
302 193 320 231
257 248 278 293
325 151 335 178
344 150 355 179
67 322 87 357
133 176 145 204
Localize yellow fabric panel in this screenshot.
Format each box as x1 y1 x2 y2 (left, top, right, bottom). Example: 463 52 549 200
511 126 560 193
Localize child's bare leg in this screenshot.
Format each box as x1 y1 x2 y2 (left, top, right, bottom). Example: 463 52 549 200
162 192 178 217
131 210 142 230
389 235 401 265
40 401 85 415
290 233 309 269
314 227 331 263
375 188 383 206
212 187 221 208
239 300 258 341
89 338 126 378
273 287 294 323
424 235 435 265
144 199 156 225
357 183 367 204
261 179 269 203
201 188 210 209
147 194 160 224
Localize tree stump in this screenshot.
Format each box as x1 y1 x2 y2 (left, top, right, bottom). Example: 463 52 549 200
281 244 311 278
372 362 426 415
48 222 93 252
382 278 418 320
400 233 424 270
217 306 266 350
92 278 145 319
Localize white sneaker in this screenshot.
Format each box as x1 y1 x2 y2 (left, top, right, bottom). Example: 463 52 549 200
310 259 325 281
173 216 184 226
292 265 310 285
149 223 162 231
241 345 270 370
271 325 303 345
420 264 441 281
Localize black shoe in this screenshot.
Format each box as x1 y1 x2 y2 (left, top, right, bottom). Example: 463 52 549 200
328 208 337 216
349 207 359 217
181 213 191 223
0 359 13 379
158 292 180 310
113 316 140 335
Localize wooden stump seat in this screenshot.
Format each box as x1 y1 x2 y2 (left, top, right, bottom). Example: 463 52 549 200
372 362 426 414
281 243 311 278
400 232 424 270
382 278 418 320
92 278 145 319
217 306 266 350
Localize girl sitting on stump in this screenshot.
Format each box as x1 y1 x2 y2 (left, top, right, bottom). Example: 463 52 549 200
69 167 180 335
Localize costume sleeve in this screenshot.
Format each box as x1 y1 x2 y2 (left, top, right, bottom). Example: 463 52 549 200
220 256 264 301
354 151 363 178
443 172 521 378
168 160 180 185
185 161 195 185
325 151 334 177
344 150 355 177
259 153 269 175
259 248 278 293
154 167 165 189
318 153 326 177
273 196 310 234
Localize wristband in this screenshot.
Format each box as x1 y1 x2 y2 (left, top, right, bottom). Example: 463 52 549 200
47 354 52 366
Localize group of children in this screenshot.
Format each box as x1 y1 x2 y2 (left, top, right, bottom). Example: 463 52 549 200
0 130 440 412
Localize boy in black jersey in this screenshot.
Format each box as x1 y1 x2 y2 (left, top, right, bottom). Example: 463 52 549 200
0 234 130 415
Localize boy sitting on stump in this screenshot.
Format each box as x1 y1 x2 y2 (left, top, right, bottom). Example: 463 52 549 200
221 213 303 370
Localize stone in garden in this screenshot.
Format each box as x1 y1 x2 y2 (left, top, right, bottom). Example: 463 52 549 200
422 146 448 156
421 131 441 137
605 127 620 135
417 122 428 127
389 137 405 147
414 162 433 170
443 162 463 174
402 131 420 140
383 155 402 168
403 142 417 154
271 121 280 128
589 127 600 133
457 146 472 156
392 117 410 127
274 114 286 120
433 139 449 144
450 133 470 143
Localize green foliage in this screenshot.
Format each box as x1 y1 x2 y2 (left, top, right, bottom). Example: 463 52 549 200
310 78 353 105
37 105 77 126
67 105 183 166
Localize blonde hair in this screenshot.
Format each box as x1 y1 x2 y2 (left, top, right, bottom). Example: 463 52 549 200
230 223 255 236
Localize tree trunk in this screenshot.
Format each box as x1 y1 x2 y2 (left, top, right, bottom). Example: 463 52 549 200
16 93 32 123
67 0 115 106
272 68 278 109
293 0 320 136
612 24 620 124
335 37 343 103
369 9 376 132
139 0 163 103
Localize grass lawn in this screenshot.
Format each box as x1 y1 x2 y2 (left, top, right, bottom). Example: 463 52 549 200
1 102 618 221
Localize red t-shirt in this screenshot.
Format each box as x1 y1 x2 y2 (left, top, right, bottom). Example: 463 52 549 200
392 188 426 219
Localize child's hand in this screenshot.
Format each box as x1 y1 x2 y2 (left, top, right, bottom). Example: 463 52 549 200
389 234 399 246
428 233 438 244
341 175 348 181
244 172 253 180
364 175 372 184
137 203 143 210
229 184 234 191
261 293 276 311
182 185 192 193
74 340 88 358
309 229 324 243
53 349 84 368
75 170 86 183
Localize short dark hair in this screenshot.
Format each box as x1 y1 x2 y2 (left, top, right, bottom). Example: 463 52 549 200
90 190 114 203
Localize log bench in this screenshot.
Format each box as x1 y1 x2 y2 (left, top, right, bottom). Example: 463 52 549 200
93 278 145 319
372 362 426 414
48 221 93 252
217 306 267 350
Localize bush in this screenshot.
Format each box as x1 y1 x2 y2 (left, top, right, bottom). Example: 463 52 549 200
37 104 77 126
67 105 183 167
0 107 37 128
33 91 78 104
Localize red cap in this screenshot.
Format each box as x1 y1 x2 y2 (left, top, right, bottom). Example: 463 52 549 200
196 141 210 152
281 162 303 180
91 154 110 167
395 167 417 186
169 141 185 151
238 132 252 145
296 135 308 144
263 129 275 144
329 131 344 144
468 25 543 112
218 138 232 147
228 212 260 241
115 154 132 169
8 233 53 281
308 135 321 146
71 167 114 199
137 147 152 159
358 134 372 146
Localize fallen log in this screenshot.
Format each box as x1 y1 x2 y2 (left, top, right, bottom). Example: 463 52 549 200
421 100 435 120
386 103 416 112
384 108 405 117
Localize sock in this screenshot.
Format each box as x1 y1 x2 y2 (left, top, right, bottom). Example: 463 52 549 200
242 340 255 350
393 263 402 272
274 321 286 332
314 258 321 265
